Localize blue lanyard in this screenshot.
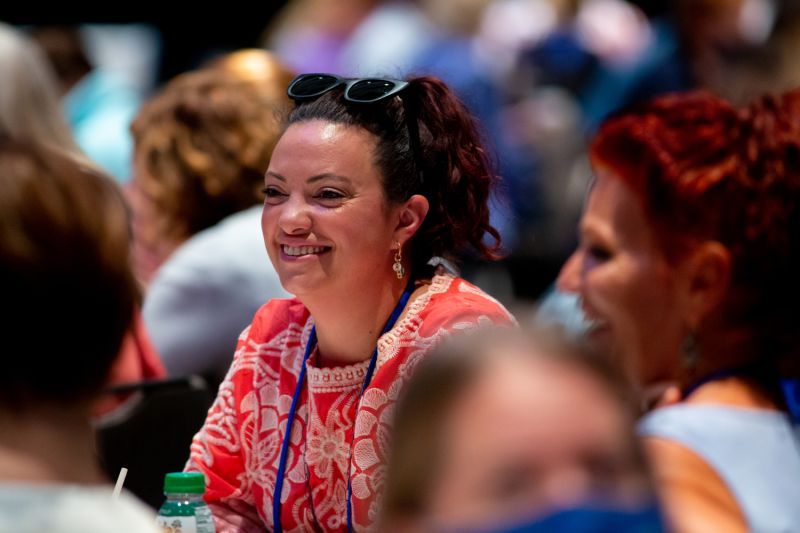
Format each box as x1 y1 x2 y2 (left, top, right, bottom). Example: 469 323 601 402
780 378 800 424
272 280 414 533
683 364 800 425
681 366 751 399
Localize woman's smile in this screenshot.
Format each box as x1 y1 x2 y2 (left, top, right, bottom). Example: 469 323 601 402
281 245 331 258
262 120 402 297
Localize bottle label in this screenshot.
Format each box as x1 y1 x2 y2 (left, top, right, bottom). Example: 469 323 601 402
157 499 215 533
194 503 216 533
156 515 197 533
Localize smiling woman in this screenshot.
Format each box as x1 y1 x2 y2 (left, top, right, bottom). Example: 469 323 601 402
557 89 800 532
185 74 516 532
557 170 684 386
261 122 407 302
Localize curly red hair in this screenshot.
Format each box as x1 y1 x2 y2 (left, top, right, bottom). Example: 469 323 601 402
590 89 800 355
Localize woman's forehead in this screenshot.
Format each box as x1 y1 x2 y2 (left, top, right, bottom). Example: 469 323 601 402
584 171 659 248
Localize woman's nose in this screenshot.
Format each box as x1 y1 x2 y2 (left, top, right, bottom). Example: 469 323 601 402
556 250 582 294
278 196 312 235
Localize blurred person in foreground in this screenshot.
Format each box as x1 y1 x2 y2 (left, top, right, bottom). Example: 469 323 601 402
185 72 516 531
131 51 293 382
0 21 164 417
0 136 159 532
381 326 664 532
558 89 800 532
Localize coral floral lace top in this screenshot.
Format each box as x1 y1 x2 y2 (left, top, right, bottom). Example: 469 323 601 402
186 274 515 532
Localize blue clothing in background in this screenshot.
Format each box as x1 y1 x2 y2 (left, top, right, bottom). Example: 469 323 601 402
579 20 692 134
65 69 140 182
409 36 540 250
535 287 590 339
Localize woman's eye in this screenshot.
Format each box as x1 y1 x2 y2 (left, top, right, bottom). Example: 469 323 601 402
262 187 286 202
587 245 612 262
316 189 345 201
487 465 538 501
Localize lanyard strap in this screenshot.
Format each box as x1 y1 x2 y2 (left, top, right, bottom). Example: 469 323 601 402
683 364 800 425
780 378 800 424
273 280 414 533
681 365 751 399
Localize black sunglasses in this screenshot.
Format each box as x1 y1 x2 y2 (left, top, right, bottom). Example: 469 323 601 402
287 73 409 103
287 73 425 187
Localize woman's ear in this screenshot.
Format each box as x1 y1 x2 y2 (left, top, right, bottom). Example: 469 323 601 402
682 241 732 327
393 194 429 244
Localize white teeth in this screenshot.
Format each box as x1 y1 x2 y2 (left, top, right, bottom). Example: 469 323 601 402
585 318 608 332
283 245 327 256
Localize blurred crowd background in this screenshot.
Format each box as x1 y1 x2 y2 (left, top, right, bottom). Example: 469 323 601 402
4 2 800 530
11 0 800 307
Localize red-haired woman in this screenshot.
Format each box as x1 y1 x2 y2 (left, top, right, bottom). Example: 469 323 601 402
558 90 800 532
186 74 516 532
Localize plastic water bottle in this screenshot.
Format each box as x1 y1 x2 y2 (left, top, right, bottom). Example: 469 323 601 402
156 472 216 533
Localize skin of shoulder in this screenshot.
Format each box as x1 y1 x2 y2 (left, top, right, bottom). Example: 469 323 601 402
642 436 747 533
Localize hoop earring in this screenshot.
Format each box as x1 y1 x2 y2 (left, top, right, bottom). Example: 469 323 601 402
392 244 405 279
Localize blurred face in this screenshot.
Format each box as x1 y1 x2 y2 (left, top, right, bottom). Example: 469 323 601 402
128 158 182 284
425 352 647 530
262 120 400 297
557 169 686 385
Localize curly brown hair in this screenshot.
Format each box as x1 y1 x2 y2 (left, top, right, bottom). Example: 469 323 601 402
131 65 293 247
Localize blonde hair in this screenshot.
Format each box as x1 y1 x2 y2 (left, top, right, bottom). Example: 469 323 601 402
0 23 85 160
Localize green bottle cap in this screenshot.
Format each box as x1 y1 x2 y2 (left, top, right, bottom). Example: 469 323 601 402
163 472 206 494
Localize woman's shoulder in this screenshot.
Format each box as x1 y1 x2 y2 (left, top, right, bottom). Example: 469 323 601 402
414 274 516 329
638 401 795 471
641 436 748 533
0 484 160 533
639 400 800 532
246 296 311 342
226 297 311 379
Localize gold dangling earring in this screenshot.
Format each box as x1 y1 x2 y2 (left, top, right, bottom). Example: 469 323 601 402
392 243 405 279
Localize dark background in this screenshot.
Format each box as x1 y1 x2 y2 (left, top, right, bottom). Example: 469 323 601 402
4 4 288 83
3 0 671 84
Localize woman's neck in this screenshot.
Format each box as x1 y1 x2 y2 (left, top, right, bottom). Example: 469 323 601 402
304 277 411 368
676 325 781 406
0 404 106 484
682 327 758 386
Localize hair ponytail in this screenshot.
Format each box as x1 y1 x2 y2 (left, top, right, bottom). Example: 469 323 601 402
404 76 502 273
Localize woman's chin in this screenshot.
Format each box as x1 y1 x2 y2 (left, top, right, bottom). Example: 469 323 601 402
278 274 325 298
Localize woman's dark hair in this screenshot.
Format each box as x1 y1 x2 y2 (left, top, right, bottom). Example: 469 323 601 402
288 76 502 275
0 136 138 408
591 89 800 367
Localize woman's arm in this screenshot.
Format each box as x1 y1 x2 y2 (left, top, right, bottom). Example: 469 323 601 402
185 323 266 532
643 437 747 533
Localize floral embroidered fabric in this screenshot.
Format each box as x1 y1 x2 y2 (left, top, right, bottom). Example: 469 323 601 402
187 274 515 532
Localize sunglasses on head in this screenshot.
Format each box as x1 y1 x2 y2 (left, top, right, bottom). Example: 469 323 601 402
287 73 409 103
287 73 425 187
